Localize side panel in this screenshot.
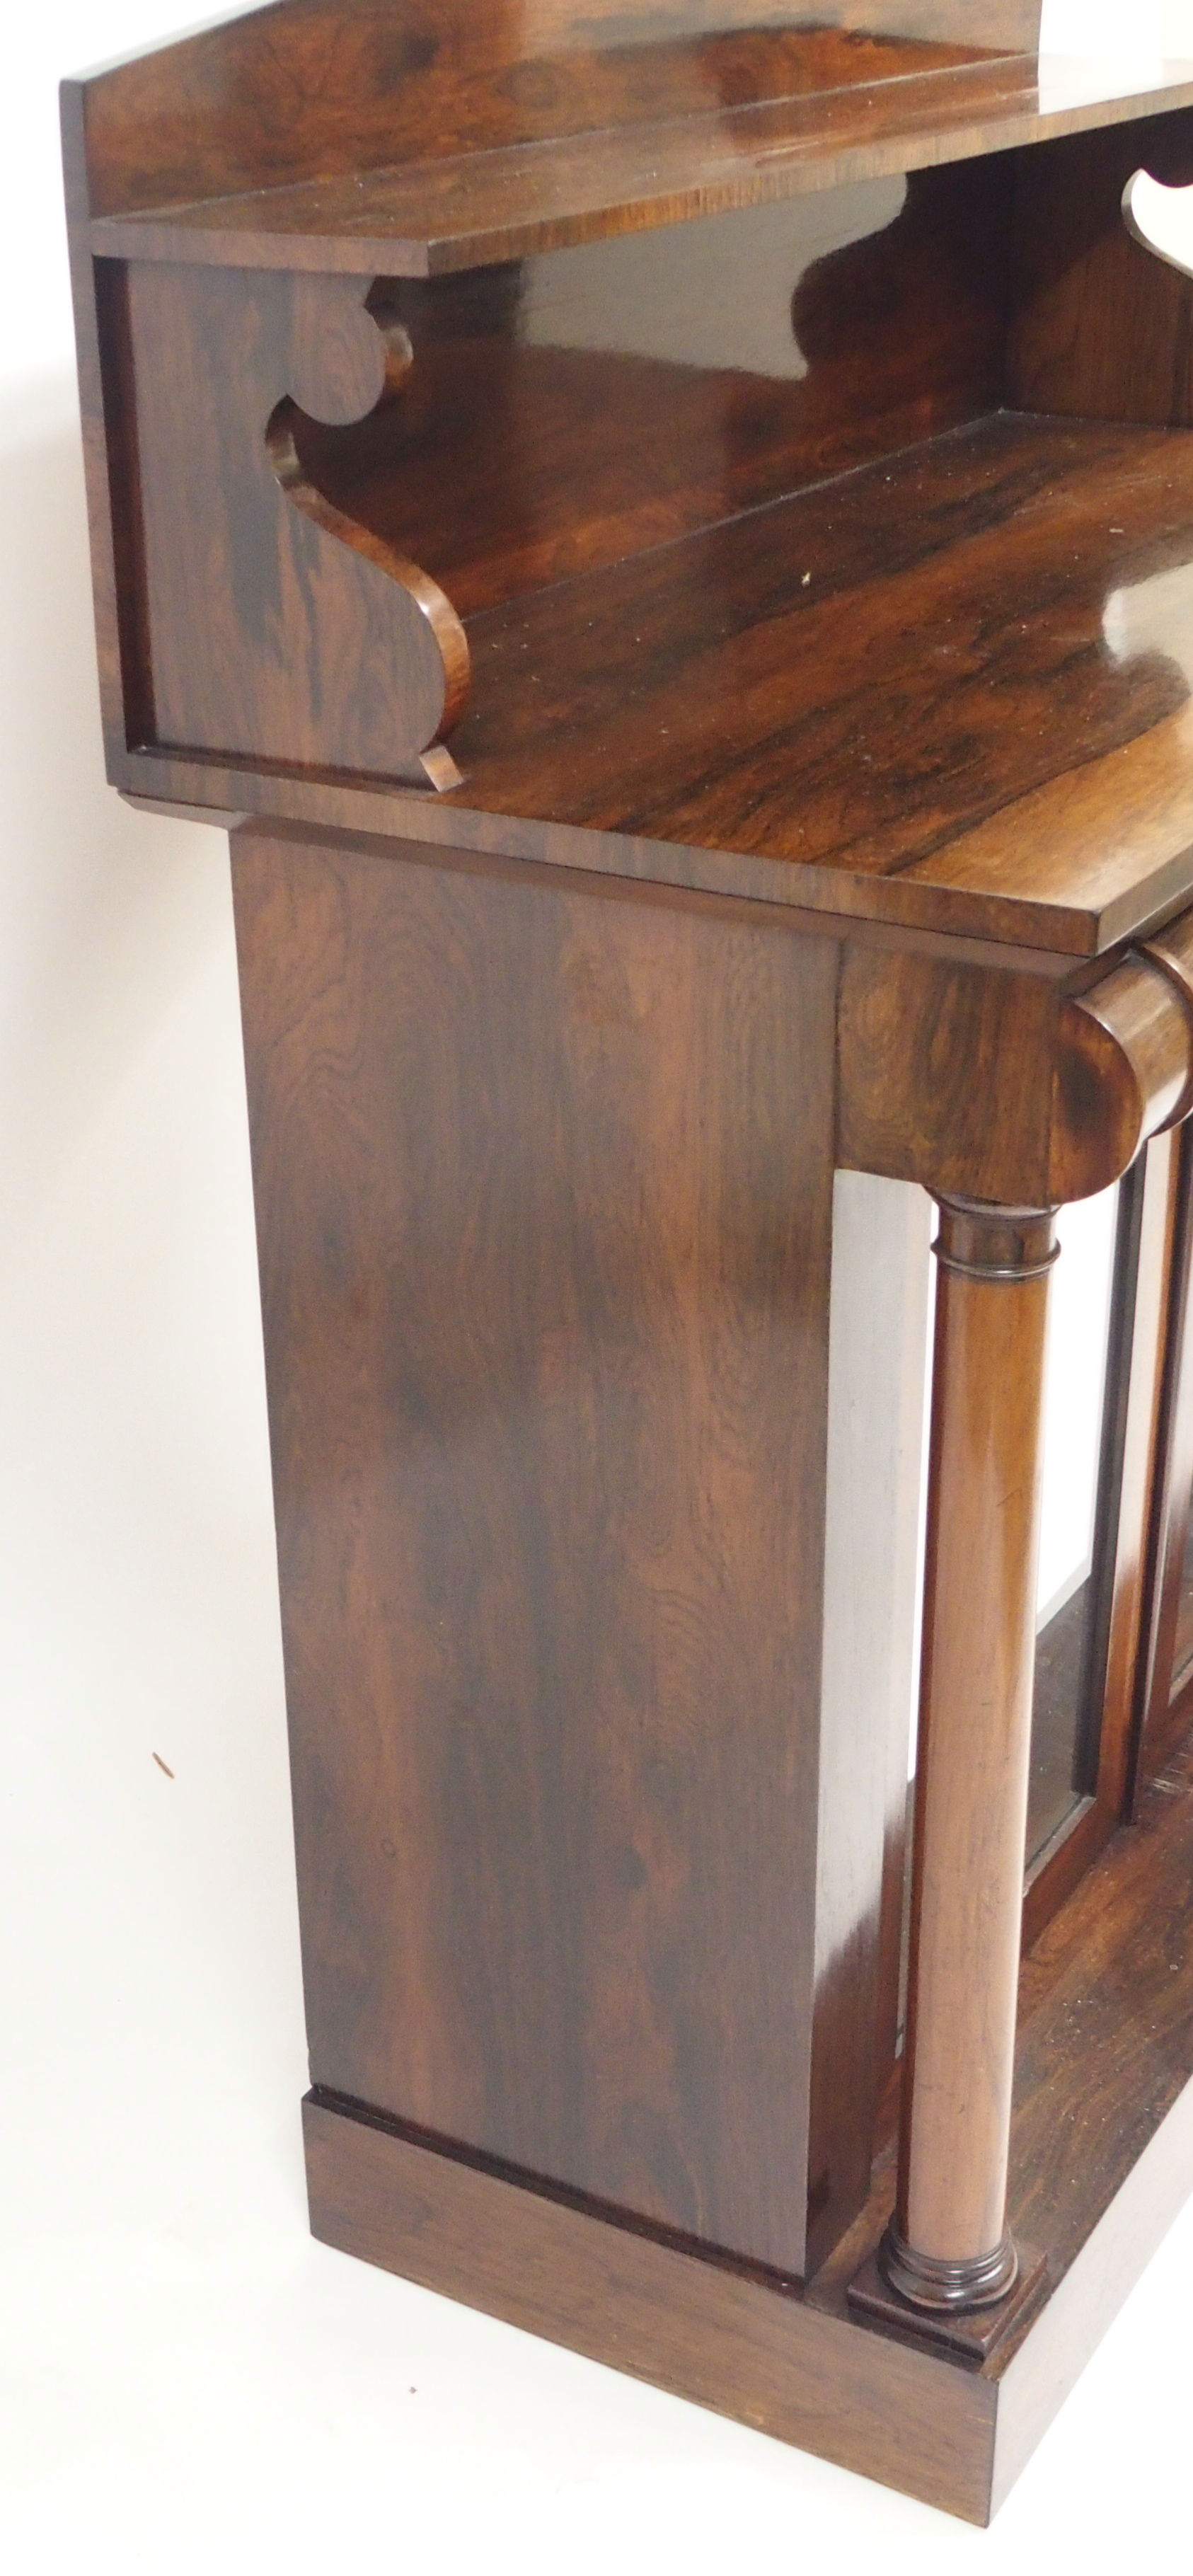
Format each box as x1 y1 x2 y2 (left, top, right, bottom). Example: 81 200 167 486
233 826 848 2275
122 263 461 784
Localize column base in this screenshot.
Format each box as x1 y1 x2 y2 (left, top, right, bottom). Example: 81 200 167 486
879 2221 1018 2310
847 2233 1049 2363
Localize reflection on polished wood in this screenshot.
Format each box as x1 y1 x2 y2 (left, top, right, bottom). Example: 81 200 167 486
287 163 1010 619
75 4 1034 230
64 28 1193 958
79 16 1193 277
122 264 471 787
118 414 1193 955
446 415 1193 955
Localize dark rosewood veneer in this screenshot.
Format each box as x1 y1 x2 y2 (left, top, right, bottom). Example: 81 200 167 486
61 0 1193 2522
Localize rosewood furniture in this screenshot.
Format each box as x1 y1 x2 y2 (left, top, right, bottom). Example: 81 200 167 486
63 0 1193 2521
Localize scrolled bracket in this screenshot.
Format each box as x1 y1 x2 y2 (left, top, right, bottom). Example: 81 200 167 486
1049 927 1193 1204
117 260 471 794
1123 168 1193 283
265 280 469 789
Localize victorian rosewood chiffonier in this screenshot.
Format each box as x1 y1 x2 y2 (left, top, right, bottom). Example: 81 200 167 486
62 0 1193 2522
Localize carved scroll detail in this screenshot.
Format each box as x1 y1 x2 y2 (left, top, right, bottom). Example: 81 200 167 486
1123 168 1193 283
265 288 469 789
1050 934 1193 1204
122 263 471 793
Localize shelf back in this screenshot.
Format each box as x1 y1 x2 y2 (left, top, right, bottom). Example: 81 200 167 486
72 1 1042 222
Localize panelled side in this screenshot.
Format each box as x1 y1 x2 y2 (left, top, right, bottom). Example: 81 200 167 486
231 825 868 2277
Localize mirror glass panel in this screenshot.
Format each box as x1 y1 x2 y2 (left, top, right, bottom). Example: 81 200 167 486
1026 1182 1122 1863
1172 1506 1193 1698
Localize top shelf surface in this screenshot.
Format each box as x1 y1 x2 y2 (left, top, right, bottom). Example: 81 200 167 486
433 411 1193 958
88 48 1193 275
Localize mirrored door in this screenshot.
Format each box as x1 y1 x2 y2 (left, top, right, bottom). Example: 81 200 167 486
1025 1132 1183 1940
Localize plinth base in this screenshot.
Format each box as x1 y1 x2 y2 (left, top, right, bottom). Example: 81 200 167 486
846 2240 1048 2363
304 1742 1193 2525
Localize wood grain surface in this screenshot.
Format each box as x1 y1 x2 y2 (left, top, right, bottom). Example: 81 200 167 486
280 161 1010 620
1049 952 1193 1202
301 1724 1193 2522
105 402 1193 954
303 2088 997 2522
74 15 1193 279
838 951 1058 1205
1011 1732 1193 2280
85 57 1044 278
61 1 1193 2518
449 413 1189 863
74 7 1017 221
1010 115 1193 429
122 262 467 782
897 1202 1054 2272
232 821 902 2279
429 415 1193 954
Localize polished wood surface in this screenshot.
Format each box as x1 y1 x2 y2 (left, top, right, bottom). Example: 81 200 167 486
66 45 1193 961
72 0 1168 291
1012 1729 1193 2271
838 952 1058 1206
894 1200 1054 2287
304 1725 1193 2524
1010 116 1193 429
74 14 1193 279
442 415 1193 956
278 162 1009 620
1049 950 1193 1202
103 405 1193 954
122 264 467 784
840 910 1193 1211
74 7 1025 222
62 0 1193 2520
89 59 1157 280
304 2091 996 2522
232 821 901 2279
1143 897 1193 1074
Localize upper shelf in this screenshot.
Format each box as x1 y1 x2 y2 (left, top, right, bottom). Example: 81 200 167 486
69 2 1193 278
88 52 1193 275
123 410 1193 959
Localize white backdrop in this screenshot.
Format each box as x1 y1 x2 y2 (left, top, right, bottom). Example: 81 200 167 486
4 7 1193 2570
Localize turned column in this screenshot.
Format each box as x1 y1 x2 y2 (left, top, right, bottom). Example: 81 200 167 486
880 1196 1058 2312
840 926 1193 2340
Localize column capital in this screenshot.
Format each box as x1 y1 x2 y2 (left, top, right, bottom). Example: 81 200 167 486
932 1199 1059 1284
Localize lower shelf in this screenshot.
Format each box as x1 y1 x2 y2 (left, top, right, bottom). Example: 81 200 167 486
304 1732 1193 2524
